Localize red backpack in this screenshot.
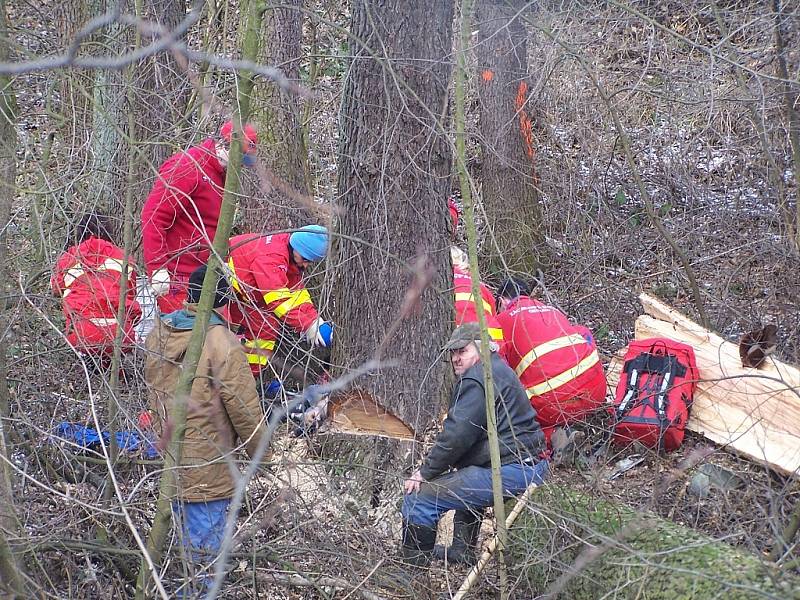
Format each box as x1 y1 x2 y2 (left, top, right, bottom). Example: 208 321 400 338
611 338 698 451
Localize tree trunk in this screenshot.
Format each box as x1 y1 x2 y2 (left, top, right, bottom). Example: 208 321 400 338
475 0 543 276
115 0 191 231
328 0 455 492
53 0 93 148
332 0 455 430
0 0 24 592
772 0 800 250
243 0 311 232
135 0 191 170
509 486 799 599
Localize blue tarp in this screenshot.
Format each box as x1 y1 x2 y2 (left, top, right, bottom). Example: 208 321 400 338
55 422 158 458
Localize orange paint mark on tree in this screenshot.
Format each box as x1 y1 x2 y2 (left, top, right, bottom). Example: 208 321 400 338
482 69 494 82
515 80 538 182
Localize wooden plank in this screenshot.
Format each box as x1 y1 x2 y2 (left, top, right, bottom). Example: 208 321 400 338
635 314 800 475
607 294 800 475
639 293 800 384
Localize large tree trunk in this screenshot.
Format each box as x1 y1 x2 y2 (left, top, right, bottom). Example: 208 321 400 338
135 0 191 170
328 0 455 496
509 486 798 599
475 0 543 276
244 0 311 232
53 0 93 149
122 0 191 231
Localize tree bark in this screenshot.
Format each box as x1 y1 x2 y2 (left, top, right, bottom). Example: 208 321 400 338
331 0 455 440
509 486 799 599
327 0 455 497
134 0 191 169
53 0 93 148
243 0 311 232
120 0 191 232
0 0 25 592
475 0 543 276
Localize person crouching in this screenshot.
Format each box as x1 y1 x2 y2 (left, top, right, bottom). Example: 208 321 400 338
400 322 549 567
51 214 140 360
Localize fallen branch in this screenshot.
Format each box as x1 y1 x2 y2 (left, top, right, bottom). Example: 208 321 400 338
453 479 541 600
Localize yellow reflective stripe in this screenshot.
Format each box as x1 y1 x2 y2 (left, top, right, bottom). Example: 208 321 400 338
488 327 504 342
454 292 492 314
243 339 276 351
245 353 268 366
63 263 85 288
526 350 600 397
227 258 242 295
263 288 294 304
243 339 275 366
271 289 312 318
514 333 589 378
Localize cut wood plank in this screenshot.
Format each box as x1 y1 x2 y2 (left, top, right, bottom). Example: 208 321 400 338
607 294 800 475
326 389 415 440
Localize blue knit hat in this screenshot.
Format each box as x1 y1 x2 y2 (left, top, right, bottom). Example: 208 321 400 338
289 225 329 261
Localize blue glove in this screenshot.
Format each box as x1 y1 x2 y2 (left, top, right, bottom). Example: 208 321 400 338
264 379 282 399
318 322 333 347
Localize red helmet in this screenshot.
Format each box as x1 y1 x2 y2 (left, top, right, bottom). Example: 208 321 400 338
219 120 258 151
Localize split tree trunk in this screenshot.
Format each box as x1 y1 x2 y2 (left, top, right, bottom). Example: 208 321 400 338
509 486 799 599
328 0 455 496
474 0 543 276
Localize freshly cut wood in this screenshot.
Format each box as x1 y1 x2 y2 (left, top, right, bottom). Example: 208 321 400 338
608 293 800 475
327 389 415 440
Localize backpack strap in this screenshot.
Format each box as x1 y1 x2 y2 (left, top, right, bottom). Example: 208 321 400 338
616 367 639 417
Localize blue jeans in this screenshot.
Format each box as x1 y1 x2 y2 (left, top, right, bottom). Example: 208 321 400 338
172 498 231 561
401 461 549 527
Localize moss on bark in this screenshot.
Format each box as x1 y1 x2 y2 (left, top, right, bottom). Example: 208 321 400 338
507 486 799 599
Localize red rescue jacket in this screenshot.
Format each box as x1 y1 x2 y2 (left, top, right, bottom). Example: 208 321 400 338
453 267 504 343
51 237 141 352
141 139 226 279
497 296 606 430
227 233 319 333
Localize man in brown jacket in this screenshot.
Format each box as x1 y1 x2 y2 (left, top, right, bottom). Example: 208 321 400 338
144 265 265 587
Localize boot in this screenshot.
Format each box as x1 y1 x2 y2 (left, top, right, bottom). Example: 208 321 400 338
432 509 481 566
400 521 437 567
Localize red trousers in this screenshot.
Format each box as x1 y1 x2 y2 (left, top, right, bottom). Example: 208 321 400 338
529 361 607 445
66 317 137 357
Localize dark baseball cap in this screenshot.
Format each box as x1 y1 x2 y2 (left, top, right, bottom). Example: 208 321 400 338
444 322 482 351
